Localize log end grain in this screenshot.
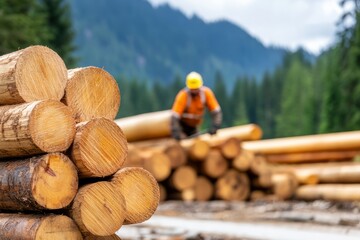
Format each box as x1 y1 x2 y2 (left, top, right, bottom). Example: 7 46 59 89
65 67 120 122
112 167 160 224
36 215 83 240
215 170 250 201
71 182 126 236
171 166 197 191
15 46 68 103
30 100 76 153
187 139 210 161
202 150 229 178
221 137 241 159
143 152 171 181
84 234 122 240
194 176 214 201
72 118 128 178
32 153 78 210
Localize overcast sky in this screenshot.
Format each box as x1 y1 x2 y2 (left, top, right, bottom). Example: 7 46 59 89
148 0 346 55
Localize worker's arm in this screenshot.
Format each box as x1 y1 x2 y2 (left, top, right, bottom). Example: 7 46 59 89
204 87 222 135
171 90 187 140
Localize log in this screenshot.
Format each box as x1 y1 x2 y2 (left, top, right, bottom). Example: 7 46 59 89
0 100 75 158
0 153 78 211
64 67 120 122
0 214 82 240
111 167 160 225
170 165 197 191
159 184 167 202
271 173 298 200
115 110 172 142
194 176 214 201
295 184 360 201
202 149 229 178
84 235 121 240
200 124 263 142
199 136 241 159
69 181 126 236
181 138 210 161
132 138 186 168
249 155 269 175
215 169 250 201
123 144 144 168
168 188 195 201
232 151 251 171
242 130 360 155
140 150 171 181
0 45 67 105
264 150 360 164
70 118 127 178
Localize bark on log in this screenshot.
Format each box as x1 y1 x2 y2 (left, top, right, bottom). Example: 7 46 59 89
64 67 120 122
0 153 78 211
0 45 67 105
242 131 360 155
69 181 126 236
170 165 197 191
202 149 229 178
115 110 172 142
84 235 121 240
111 167 160 225
140 150 171 181
215 169 250 201
264 150 360 164
295 184 360 201
70 118 127 178
181 138 210 161
194 176 214 201
0 214 82 240
0 100 75 158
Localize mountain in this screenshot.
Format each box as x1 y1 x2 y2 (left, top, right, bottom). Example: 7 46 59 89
69 0 288 87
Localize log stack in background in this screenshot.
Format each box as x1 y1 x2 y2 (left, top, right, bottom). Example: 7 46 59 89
0 45 160 239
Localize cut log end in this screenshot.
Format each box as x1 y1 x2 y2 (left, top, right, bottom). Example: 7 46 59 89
15 46 67 103
215 170 250 201
143 152 171 181
171 166 197 191
195 176 214 201
202 150 229 178
112 167 160 224
71 182 126 236
36 215 83 240
165 144 187 168
187 139 210 161
73 118 128 178
30 100 75 153
221 137 241 159
32 153 78 210
65 67 120 122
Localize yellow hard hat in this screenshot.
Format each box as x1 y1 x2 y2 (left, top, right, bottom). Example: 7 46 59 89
186 71 203 89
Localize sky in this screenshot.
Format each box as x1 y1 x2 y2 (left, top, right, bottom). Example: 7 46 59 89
148 0 347 55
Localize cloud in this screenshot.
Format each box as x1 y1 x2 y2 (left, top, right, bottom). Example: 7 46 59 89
148 0 343 54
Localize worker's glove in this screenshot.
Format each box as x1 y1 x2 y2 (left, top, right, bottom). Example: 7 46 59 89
172 130 181 140
171 114 182 140
208 125 219 135
209 109 222 135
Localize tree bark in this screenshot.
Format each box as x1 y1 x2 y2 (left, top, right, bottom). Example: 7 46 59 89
0 213 82 240
111 167 160 225
0 153 78 211
64 67 120 122
69 181 126 236
0 45 67 105
0 100 75 158
70 118 127 178
215 169 250 201
84 234 121 240
115 110 172 142
242 131 360 155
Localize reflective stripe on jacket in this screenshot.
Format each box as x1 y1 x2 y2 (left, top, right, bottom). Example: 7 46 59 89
171 86 220 127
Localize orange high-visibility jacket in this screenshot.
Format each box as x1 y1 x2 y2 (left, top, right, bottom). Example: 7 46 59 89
171 86 221 127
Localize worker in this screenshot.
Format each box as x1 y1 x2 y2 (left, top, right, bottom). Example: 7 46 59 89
171 71 222 140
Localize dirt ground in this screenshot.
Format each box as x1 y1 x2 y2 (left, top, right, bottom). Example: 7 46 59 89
117 200 360 240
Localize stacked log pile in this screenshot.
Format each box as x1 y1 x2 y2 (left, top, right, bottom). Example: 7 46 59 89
0 45 159 239
117 109 360 203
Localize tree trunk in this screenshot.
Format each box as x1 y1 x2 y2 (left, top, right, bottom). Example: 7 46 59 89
140 150 171 181
0 153 78 211
202 149 229 178
296 184 360 201
0 100 75 158
215 169 250 201
170 165 197 191
111 167 160 225
70 118 127 178
181 138 210 161
115 110 172 142
0 45 67 105
69 181 126 236
264 150 360 164
0 214 82 240
194 176 214 201
64 67 120 122
242 131 360 155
